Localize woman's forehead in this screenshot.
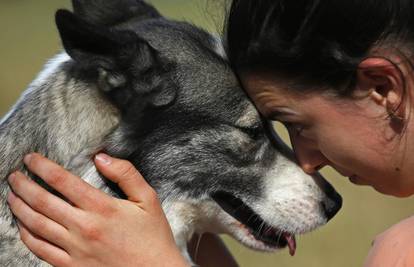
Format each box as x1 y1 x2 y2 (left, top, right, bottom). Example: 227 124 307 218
239 73 306 117
239 71 361 120
240 72 313 102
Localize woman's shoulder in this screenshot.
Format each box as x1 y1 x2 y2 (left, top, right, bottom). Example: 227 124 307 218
364 216 414 267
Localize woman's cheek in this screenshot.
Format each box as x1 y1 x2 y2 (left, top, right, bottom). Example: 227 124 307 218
318 133 366 175
323 142 391 191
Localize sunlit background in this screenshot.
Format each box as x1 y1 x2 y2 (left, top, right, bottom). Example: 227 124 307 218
0 1 413 266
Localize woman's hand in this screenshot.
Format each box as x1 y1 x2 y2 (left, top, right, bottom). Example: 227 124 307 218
7 153 189 267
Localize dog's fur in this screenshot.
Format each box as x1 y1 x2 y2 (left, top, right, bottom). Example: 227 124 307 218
0 1 342 266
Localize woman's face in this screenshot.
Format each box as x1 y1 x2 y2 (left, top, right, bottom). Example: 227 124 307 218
240 72 414 197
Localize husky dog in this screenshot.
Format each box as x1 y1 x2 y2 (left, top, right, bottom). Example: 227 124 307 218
0 0 342 266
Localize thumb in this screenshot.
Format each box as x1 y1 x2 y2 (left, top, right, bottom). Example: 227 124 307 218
94 153 158 204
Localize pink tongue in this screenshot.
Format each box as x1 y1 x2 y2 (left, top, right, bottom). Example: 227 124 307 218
283 233 297 256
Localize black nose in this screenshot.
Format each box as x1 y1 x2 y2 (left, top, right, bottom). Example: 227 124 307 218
321 190 342 221
311 172 343 221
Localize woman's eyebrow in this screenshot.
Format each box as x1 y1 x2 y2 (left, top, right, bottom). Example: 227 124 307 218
266 111 285 120
266 108 299 120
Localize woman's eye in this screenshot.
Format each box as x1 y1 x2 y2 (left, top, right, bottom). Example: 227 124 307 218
285 122 306 136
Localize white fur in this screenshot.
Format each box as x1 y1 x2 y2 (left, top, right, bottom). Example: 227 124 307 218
254 156 327 234
236 103 261 128
168 155 330 253
31 52 71 87
212 35 227 59
0 52 71 126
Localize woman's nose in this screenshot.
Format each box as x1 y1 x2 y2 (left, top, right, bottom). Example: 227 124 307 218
297 149 327 174
290 136 328 174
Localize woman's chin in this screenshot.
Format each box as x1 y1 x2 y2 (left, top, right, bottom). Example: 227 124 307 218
349 176 401 196
348 175 370 186
370 183 413 198
383 189 414 198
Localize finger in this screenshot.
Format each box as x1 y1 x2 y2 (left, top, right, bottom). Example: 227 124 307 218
23 153 112 210
7 191 71 250
94 154 158 204
8 171 79 227
17 221 72 267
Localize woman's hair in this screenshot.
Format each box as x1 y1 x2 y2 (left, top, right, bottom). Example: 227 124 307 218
225 0 414 95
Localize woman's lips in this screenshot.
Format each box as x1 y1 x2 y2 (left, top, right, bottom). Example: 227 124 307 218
349 175 359 183
349 175 370 185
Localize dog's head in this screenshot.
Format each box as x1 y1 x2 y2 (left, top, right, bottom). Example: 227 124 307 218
56 0 342 255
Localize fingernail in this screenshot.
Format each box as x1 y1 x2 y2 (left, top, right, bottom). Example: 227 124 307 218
8 172 16 183
23 154 33 165
95 153 112 165
7 191 16 203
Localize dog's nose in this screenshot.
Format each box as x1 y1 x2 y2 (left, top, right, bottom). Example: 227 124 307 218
311 172 343 221
321 190 342 221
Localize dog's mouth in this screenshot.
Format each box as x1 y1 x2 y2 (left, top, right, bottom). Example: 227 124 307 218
211 191 297 256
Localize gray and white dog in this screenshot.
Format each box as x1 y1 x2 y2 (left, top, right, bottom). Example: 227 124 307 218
0 1 342 266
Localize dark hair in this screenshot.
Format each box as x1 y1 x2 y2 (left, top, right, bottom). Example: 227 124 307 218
225 0 414 95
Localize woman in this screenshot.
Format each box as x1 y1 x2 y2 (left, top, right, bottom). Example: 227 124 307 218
6 0 414 266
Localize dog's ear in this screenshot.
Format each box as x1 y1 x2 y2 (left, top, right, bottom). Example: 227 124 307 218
71 0 160 26
56 9 176 107
56 10 136 71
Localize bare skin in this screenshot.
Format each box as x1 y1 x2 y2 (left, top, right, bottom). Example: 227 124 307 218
188 234 238 267
6 55 414 267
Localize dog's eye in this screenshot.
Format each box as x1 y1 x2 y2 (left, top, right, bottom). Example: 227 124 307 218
238 126 262 139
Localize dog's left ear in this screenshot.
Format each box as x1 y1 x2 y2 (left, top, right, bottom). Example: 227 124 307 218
56 10 136 71
56 9 176 107
72 0 161 26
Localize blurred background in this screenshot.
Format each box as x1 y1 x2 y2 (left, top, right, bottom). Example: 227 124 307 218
0 1 413 266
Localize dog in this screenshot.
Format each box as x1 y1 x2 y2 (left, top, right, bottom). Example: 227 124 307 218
0 1 342 266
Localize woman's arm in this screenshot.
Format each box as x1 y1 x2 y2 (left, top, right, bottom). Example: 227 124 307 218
188 233 239 267
7 153 189 267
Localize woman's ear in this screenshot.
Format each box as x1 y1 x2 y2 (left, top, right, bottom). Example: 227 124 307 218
355 57 405 117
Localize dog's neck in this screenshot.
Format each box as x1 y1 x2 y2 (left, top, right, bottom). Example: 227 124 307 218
0 52 121 179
